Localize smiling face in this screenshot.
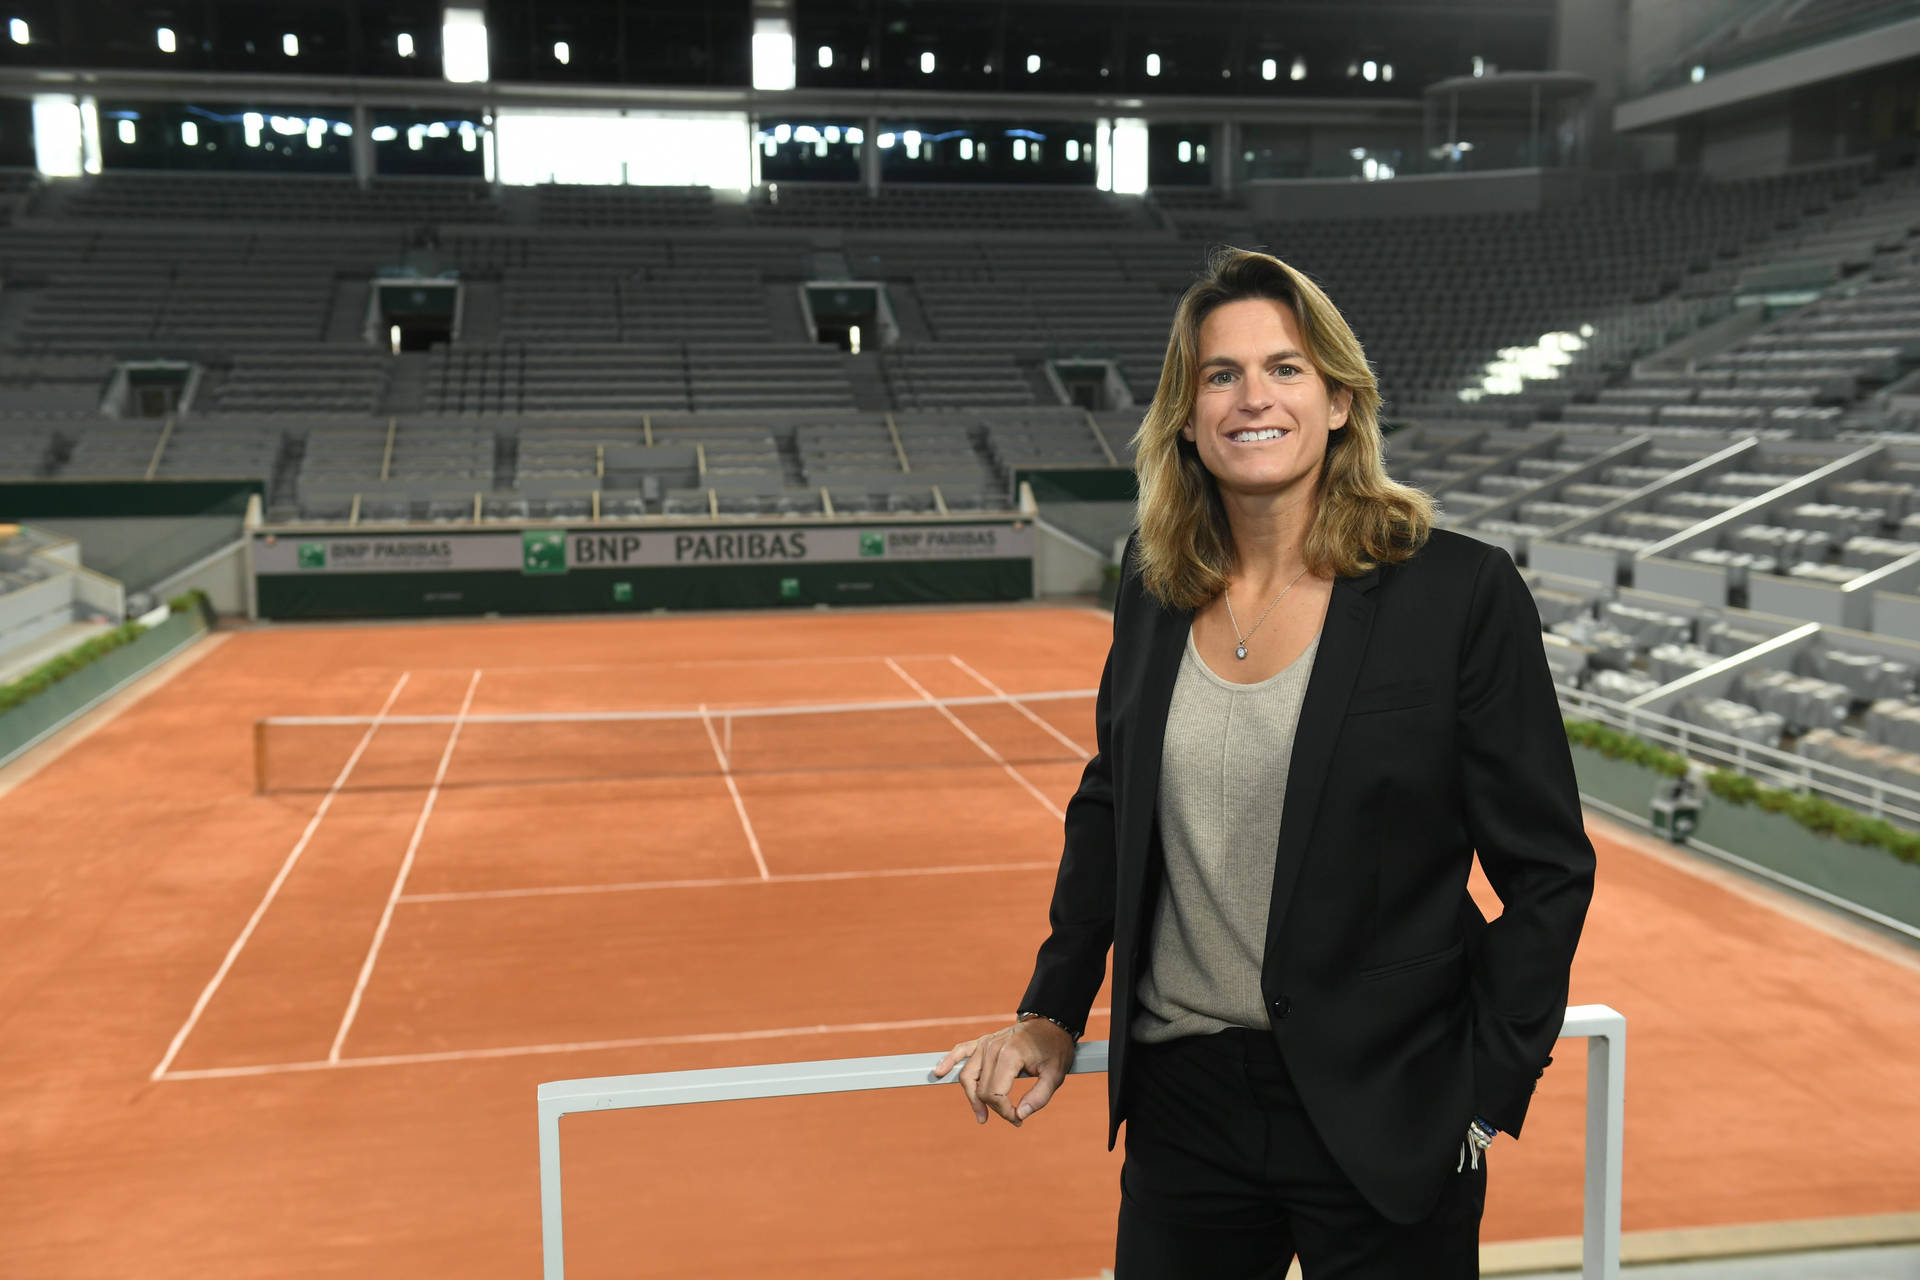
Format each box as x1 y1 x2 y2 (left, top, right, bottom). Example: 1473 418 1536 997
1180 296 1350 504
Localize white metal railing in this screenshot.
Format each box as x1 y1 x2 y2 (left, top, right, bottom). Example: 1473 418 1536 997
536 1004 1626 1280
1559 684 1920 829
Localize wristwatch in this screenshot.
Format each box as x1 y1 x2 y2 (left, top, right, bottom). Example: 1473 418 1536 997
1016 1010 1082 1041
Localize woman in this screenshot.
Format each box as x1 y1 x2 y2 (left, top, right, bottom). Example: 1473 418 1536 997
935 248 1595 1278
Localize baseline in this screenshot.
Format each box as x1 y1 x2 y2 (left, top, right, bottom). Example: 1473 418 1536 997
154 1007 1111 1082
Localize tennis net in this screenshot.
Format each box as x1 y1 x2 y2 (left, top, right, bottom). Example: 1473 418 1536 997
251 689 1098 794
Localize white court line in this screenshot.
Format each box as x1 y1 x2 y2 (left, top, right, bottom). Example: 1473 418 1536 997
155 1006 1113 1082
884 658 1065 822
333 654 961 676
327 668 483 1063
148 671 411 1082
947 654 1091 760
397 858 1059 905
700 702 770 880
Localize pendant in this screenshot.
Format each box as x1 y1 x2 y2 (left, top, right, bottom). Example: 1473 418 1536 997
1235 645 1248 660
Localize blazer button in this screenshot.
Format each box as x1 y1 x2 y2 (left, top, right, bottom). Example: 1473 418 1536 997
1271 996 1291 1020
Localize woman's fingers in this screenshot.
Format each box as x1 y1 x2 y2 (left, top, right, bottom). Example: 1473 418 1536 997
1015 1065 1063 1121
932 1039 977 1079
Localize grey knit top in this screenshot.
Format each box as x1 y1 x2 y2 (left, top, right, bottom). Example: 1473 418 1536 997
1131 620 1321 1044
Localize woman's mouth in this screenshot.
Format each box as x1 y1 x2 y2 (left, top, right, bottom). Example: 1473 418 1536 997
1227 428 1289 443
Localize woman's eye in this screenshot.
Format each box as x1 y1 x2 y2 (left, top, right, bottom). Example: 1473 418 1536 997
1273 364 1300 378
1207 370 1235 385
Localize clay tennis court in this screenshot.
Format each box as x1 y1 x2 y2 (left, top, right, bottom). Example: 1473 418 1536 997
2 603 1918 1278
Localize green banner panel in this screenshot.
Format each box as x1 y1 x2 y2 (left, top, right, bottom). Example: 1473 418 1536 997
256 559 1032 619
1012 467 1137 504
0 479 262 519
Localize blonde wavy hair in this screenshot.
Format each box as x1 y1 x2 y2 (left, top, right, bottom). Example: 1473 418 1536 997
1130 246 1433 611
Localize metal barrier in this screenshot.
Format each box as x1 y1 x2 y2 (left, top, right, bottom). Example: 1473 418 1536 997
537 1003 1625 1280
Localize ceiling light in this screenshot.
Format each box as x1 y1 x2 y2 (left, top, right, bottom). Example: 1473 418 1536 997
1291 56 1307 80
1363 60 1377 81
396 32 415 58
920 51 934 74
156 27 176 53
181 121 198 146
817 45 832 69
1026 53 1040 73
1145 52 1160 77
117 119 136 144
553 41 569 64
1262 58 1276 81
8 18 26 44
283 33 299 57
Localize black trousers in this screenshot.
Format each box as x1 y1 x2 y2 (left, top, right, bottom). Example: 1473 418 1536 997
1115 1028 1485 1280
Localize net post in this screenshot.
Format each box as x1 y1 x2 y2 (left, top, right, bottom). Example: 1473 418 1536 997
252 719 267 795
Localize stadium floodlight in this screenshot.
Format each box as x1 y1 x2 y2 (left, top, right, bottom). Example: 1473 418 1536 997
848 324 861 355
902 129 921 150
427 121 451 138
959 137 973 160
9 19 26 45
370 124 399 143
117 119 136 145
1013 138 1026 161
1196 143 1207 163
1145 52 1160 77
1382 63 1393 82
554 41 569 65
919 51 934 74
1026 53 1039 74
1472 55 1485 77
156 27 176 53
1291 56 1307 80
1065 138 1079 162
1178 140 1190 163
751 17 795 90
1261 58 1276 81
305 118 324 148
243 112 263 146
814 139 827 157
824 125 840 143
182 120 199 146
876 131 894 149
773 122 791 143
817 44 831 69
1690 64 1705 83
332 121 352 137
397 31 415 58
283 33 298 57
794 124 818 144
407 124 425 150
443 6 489 83
1363 60 1376 81
1362 157 1378 180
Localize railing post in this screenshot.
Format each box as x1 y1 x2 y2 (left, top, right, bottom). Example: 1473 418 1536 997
539 1098 566 1280
1578 1008 1626 1280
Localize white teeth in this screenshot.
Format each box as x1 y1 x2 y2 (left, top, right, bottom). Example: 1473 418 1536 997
1231 428 1286 442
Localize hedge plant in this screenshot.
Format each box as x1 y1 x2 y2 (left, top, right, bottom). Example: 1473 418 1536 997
0 619 150 715
0 591 214 718
1563 717 1920 867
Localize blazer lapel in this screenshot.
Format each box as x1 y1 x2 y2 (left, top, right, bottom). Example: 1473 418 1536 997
1263 564 1381 962
1120 593 1192 878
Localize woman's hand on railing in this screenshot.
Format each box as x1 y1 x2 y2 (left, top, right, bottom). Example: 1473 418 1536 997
933 1019 1076 1127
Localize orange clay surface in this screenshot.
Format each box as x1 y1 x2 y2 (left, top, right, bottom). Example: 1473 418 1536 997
1 604 1917 1279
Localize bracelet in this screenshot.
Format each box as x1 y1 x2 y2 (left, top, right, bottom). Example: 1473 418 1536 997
1016 1010 1082 1042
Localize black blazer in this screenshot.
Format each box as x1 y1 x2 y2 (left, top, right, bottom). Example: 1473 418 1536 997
1018 525 1596 1224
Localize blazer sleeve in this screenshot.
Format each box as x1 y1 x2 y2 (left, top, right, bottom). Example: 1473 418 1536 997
1455 543 1596 1137
1015 537 1128 1032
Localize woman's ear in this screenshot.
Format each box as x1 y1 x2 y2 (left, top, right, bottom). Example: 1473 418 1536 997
1180 419 1196 443
1330 387 1352 432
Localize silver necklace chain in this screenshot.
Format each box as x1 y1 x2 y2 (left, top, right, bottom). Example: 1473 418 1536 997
1223 566 1310 660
